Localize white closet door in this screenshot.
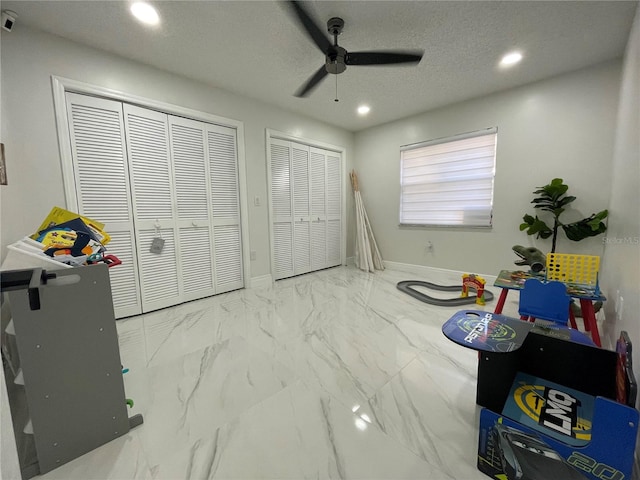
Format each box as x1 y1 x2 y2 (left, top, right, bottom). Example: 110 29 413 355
169 116 215 302
270 139 294 279
207 124 243 293
292 143 311 275
310 148 327 270
123 104 181 312
269 139 342 279
65 93 141 318
326 152 342 267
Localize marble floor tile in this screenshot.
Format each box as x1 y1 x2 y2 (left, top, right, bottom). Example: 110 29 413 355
37 432 153 480
33 265 499 480
149 380 450 480
123 336 296 466
142 304 248 368
362 352 486 479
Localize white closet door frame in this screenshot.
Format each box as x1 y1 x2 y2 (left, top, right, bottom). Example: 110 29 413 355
51 76 251 299
266 129 347 279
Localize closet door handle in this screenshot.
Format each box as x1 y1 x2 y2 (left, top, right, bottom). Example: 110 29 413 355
192 222 198 227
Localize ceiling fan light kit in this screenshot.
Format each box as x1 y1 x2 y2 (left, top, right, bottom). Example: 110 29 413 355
287 1 424 98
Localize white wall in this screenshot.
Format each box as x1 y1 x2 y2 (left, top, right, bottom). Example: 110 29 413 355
0 26 355 280
600 7 640 403
353 60 622 275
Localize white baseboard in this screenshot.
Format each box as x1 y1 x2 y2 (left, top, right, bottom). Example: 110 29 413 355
248 274 273 289
382 260 497 284
345 256 355 266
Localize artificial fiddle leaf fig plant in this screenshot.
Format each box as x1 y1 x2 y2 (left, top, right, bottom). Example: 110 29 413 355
520 178 608 253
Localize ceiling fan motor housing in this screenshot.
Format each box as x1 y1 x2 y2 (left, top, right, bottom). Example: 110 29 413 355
326 46 347 74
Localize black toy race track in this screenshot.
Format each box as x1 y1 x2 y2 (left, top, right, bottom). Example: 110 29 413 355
397 280 494 306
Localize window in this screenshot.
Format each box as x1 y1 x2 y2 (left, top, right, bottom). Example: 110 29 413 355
399 128 497 227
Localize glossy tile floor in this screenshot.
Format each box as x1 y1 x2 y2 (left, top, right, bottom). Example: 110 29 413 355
38 266 520 480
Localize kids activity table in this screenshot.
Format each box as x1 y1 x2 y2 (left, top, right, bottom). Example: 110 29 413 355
493 270 606 347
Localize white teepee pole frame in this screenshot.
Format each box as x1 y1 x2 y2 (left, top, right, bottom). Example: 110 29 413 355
350 170 384 272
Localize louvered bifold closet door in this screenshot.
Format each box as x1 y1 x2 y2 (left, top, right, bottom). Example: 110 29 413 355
168 116 216 301
270 139 294 279
123 104 182 312
326 152 342 267
292 143 311 275
207 124 243 293
65 93 142 318
310 148 327 270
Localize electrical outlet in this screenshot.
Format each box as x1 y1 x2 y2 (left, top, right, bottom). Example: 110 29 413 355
426 241 434 253
250 250 256 261
254 196 261 206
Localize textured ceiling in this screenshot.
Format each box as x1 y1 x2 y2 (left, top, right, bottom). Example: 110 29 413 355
2 1 637 131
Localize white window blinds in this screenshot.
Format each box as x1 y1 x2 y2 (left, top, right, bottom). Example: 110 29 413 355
400 128 497 227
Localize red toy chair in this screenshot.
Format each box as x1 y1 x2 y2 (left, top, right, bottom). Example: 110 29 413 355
518 278 571 325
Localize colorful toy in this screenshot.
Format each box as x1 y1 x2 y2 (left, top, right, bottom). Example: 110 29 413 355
461 273 487 306
442 312 639 480
397 280 494 306
512 245 546 272
87 253 122 268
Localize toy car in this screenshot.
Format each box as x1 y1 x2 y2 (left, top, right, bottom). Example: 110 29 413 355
490 423 587 480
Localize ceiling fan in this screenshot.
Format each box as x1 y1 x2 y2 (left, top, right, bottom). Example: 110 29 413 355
287 1 424 98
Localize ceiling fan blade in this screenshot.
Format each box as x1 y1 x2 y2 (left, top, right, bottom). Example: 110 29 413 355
287 1 332 54
346 51 424 66
295 65 329 98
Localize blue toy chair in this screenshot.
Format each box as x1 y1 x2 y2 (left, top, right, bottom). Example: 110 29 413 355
518 278 571 325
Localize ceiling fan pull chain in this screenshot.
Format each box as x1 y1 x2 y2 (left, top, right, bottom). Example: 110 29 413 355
335 75 339 102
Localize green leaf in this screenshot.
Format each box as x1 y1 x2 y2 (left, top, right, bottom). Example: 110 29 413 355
587 210 608 230
521 216 553 238
557 196 576 207
540 178 568 201
532 188 551 197
521 179 606 246
534 206 556 213
562 212 608 241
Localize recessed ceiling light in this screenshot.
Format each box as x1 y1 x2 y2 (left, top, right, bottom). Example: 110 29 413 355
130 2 160 26
357 105 371 115
500 51 523 67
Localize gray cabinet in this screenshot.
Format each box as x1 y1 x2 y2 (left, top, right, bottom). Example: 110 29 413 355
1 265 142 479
